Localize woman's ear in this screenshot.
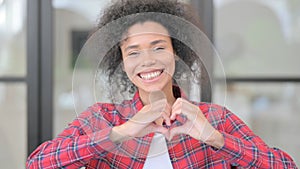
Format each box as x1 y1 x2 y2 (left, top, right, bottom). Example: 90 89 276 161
121 62 125 71
174 54 180 61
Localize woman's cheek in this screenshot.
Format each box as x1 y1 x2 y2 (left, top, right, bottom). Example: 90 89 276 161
123 59 137 80
165 57 176 76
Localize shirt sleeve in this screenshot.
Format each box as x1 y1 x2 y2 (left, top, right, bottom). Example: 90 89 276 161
212 107 298 168
26 104 118 169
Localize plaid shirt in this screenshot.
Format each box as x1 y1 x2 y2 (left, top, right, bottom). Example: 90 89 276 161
26 90 297 169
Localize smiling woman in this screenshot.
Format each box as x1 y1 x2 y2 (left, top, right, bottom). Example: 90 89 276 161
26 0 298 168
120 21 176 103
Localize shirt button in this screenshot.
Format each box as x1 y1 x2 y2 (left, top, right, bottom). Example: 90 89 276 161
172 157 177 162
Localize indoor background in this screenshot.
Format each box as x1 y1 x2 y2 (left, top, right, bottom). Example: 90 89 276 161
0 0 299 168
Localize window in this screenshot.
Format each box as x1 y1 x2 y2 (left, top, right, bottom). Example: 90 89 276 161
214 0 300 165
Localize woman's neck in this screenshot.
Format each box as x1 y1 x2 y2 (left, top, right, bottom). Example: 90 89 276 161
139 86 176 106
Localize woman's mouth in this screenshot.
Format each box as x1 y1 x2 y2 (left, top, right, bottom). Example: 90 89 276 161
138 70 164 80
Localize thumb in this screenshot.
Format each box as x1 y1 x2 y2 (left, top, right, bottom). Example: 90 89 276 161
167 126 184 141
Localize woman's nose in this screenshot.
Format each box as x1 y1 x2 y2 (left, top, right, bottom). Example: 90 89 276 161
141 50 156 66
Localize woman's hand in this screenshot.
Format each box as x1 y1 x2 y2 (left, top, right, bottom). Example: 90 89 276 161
167 98 224 149
110 98 171 143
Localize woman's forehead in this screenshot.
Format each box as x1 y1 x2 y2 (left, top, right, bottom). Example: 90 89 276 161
123 21 170 39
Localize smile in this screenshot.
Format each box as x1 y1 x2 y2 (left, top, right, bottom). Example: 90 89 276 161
138 70 163 80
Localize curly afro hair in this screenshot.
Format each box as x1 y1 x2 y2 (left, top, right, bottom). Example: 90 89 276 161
92 0 207 99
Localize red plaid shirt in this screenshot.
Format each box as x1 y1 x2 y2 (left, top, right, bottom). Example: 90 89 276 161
26 90 297 169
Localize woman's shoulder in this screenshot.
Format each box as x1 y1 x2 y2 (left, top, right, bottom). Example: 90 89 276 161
90 99 137 114
192 101 227 113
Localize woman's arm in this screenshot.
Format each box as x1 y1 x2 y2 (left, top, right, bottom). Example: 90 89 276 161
213 107 297 168
26 104 118 169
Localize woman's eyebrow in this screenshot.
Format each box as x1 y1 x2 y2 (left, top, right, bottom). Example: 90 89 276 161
150 39 167 46
124 40 167 52
124 44 139 52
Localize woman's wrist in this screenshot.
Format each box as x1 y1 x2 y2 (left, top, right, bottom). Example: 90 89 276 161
109 125 129 144
205 130 225 149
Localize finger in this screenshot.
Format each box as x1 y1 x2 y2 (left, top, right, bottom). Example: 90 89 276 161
163 103 172 125
170 98 186 120
149 101 171 125
150 99 168 115
164 103 172 116
147 123 169 135
174 99 201 120
170 108 182 121
171 98 182 111
161 111 171 126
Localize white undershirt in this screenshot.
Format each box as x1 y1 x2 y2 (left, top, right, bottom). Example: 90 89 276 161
143 133 173 169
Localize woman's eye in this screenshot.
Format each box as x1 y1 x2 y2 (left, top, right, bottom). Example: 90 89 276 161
128 51 140 57
153 46 165 51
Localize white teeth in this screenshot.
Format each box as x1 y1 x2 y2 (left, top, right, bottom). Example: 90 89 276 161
140 71 162 80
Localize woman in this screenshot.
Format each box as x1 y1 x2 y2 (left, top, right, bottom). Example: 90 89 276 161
26 0 297 168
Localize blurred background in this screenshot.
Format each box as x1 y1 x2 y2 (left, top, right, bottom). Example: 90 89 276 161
0 0 299 168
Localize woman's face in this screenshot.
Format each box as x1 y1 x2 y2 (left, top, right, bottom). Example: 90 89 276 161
120 21 175 94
